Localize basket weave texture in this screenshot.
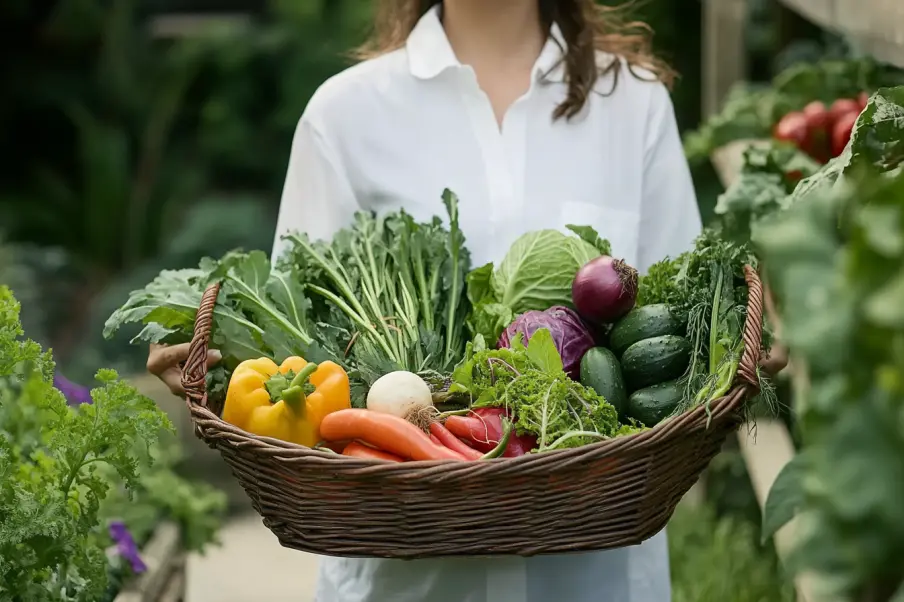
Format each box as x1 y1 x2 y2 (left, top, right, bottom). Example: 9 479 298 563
181 266 764 559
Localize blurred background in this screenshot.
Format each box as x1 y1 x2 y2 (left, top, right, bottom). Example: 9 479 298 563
0 1 890 600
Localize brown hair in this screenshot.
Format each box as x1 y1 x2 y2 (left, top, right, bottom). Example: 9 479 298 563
354 0 676 120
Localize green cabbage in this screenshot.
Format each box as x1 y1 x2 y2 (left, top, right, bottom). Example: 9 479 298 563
466 226 608 343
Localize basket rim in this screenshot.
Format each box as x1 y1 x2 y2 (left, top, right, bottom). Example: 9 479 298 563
180 265 764 471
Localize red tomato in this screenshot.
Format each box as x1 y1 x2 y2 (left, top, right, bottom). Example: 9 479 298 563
774 112 809 149
831 111 859 158
858 91 870 111
802 101 831 162
829 98 862 126
786 170 804 185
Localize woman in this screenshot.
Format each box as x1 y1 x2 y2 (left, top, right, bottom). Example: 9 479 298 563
149 1 700 600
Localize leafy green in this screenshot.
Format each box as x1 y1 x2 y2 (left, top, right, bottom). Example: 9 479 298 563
466 227 605 342
282 189 470 385
104 251 317 371
0 286 173 601
757 166 904 599
450 330 621 450
97 438 227 552
668 503 794 602
714 144 821 244
847 86 904 172
760 452 809 544
638 231 765 409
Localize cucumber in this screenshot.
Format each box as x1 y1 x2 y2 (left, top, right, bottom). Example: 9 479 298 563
580 347 628 418
628 380 684 427
609 304 684 357
620 334 691 391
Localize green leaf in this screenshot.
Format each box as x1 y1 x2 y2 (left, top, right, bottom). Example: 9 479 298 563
466 263 494 305
525 328 564 374
864 268 904 328
466 301 513 345
762 452 810 544
491 229 600 314
566 225 612 256
849 87 904 172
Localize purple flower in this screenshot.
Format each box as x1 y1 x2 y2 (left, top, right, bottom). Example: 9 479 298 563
54 373 92 406
109 521 147 574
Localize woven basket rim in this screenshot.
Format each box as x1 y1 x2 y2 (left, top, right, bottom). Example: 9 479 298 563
181 265 764 470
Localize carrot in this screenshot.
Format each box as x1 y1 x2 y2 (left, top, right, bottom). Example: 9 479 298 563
321 409 465 462
342 441 404 463
430 422 483 460
429 434 442 445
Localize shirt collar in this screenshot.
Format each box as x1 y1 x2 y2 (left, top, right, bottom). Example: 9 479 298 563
407 4 567 82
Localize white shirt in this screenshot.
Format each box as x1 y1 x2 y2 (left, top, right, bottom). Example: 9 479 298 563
273 6 701 602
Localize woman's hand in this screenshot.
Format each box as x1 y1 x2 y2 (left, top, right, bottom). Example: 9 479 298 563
147 343 221 396
759 272 789 377
760 343 789 376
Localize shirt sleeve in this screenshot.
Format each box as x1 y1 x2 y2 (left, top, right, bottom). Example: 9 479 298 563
271 117 359 263
636 84 702 273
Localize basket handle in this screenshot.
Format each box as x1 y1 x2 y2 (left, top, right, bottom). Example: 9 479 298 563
181 282 222 409
736 265 764 390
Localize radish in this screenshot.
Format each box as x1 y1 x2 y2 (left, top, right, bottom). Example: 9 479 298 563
366 371 433 419
572 255 638 324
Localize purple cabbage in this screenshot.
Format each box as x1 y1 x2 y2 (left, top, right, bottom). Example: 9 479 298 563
497 306 596 380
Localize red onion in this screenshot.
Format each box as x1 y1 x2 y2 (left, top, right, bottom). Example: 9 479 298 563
571 256 638 324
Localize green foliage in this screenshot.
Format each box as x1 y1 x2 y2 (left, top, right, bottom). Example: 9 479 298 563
452 331 624 450
757 138 904 598
668 503 795 602
97 439 227 553
714 144 821 244
0 286 170 600
0 285 225 599
281 191 471 381
638 230 768 410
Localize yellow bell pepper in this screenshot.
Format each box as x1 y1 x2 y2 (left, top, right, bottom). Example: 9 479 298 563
221 356 350 447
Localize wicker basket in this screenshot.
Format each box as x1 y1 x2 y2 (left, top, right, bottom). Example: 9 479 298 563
180 266 764 559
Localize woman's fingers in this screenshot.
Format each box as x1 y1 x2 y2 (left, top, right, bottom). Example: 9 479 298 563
148 344 221 397
147 343 191 376
206 349 222 366
760 344 789 376
162 368 186 396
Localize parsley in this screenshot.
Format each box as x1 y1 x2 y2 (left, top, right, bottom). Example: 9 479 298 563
450 330 622 450
0 286 172 600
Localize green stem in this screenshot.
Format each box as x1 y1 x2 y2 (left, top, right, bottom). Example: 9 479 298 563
287 234 373 322
481 418 513 459
307 284 399 362
709 270 725 375
281 363 319 414
225 275 313 345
